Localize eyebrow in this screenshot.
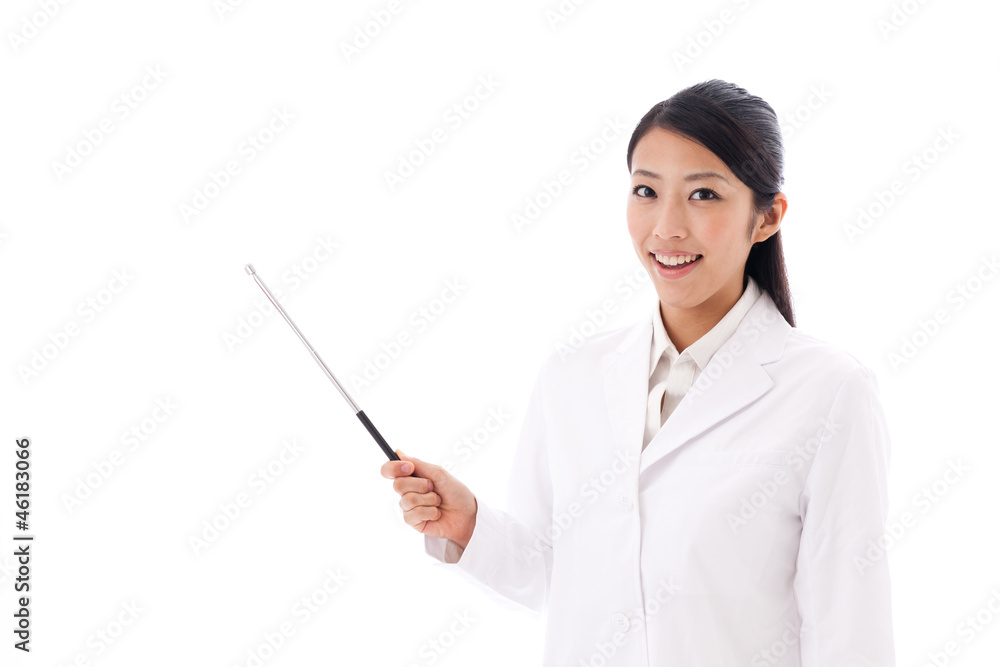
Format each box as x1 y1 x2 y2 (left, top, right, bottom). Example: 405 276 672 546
631 168 731 185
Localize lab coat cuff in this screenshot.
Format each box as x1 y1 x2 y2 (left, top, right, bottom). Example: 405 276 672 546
423 498 503 580
423 534 464 564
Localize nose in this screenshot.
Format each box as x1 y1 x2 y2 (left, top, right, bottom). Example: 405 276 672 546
652 197 689 239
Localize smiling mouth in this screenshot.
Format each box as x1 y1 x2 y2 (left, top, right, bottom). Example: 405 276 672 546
651 252 703 268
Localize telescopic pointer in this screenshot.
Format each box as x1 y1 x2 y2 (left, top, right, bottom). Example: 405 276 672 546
244 263 400 462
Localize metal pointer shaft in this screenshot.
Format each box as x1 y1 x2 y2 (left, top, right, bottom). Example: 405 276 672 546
245 263 400 462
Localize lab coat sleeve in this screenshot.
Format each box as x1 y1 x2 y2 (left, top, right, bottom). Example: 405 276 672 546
794 365 895 666
423 356 554 614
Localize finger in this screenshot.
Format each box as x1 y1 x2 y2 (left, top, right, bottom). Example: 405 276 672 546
396 451 440 482
393 476 434 495
404 505 441 526
381 460 415 479
394 448 415 474
399 491 440 511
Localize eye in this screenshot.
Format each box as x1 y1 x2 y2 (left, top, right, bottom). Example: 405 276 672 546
632 184 655 198
691 188 719 201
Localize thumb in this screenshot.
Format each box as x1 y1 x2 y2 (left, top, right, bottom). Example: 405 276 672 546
395 449 435 480
394 449 418 475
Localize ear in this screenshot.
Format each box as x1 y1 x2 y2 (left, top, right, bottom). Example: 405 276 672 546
752 192 788 243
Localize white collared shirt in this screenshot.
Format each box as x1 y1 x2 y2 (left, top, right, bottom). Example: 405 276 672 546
644 275 762 450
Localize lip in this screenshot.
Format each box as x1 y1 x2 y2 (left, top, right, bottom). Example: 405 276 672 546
650 250 701 256
650 251 702 279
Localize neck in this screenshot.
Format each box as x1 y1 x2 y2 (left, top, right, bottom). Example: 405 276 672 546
659 276 747 353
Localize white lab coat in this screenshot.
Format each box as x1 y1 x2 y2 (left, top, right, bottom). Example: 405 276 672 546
425 289 895 666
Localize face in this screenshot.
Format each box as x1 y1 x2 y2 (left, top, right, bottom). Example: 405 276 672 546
626 127 785 322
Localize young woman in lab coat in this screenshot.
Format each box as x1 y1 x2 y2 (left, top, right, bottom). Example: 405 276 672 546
382 79 895 666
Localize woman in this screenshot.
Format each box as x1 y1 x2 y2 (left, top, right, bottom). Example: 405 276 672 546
382 79 895 666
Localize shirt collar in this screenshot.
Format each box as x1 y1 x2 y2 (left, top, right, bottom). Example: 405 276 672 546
649 275 763 378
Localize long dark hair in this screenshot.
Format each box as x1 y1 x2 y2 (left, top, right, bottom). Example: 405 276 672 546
626 79 795 327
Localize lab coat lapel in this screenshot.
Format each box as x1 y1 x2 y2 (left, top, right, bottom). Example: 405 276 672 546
602 290 792 479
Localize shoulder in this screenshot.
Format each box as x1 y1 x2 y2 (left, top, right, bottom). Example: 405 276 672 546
780 327 880 393
538 318 641 383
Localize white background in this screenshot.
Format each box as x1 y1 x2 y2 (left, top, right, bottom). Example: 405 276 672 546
2 0 998 665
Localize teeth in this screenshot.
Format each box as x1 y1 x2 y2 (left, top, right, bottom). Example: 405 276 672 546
654 253 700 266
